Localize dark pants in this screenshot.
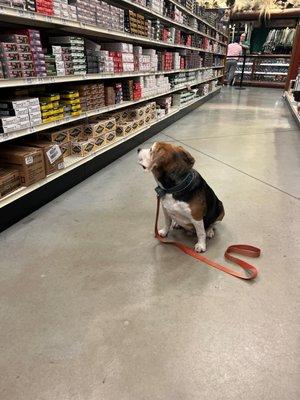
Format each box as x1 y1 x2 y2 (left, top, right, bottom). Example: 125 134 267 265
226 59 237 85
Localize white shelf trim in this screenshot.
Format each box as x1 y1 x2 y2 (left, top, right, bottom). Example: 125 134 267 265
255 72 287 76
0 75 223 143
0 87 221 208
0 5 226 56
259 63 289 67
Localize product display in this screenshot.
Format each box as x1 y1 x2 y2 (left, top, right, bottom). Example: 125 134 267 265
235 55 290 88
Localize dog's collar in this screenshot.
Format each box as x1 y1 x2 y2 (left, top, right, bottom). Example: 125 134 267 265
155 170 196 198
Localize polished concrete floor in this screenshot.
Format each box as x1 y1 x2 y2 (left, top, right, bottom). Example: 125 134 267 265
1 87 299 400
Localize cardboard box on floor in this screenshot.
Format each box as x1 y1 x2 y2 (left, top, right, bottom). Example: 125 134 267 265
24 140 65 175
0 167 21 198
0 145 46 186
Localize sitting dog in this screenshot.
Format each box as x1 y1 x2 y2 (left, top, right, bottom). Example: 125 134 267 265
138 142 224 252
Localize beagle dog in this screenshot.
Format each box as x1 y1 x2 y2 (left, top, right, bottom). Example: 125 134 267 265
138 142 224 253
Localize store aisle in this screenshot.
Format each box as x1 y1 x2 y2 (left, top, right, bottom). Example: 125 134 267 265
1 88 299 400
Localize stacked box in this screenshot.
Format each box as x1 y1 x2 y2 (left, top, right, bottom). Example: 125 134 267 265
0 35 36 79
133 81 142 100
36 0 54 16
71 140 95 157
134 54 151 72
0 98 41 133
53 0 77 20
44 54 56 76
69 0 97 25
39 93 65 123
96 1 124 32
105 86 116 106
85 39 101 74
141 75 170 98
123 80 134 101
23 140 65 175
75 83 105 111
0 167 20 198
173 52 181 70
0 145 46 186
115 83 123 104
172 90 196 107
142 49 158 72
39 127 70 144
26 0 36 12
60 90 81 118
49 36 86 76
99 51 114 73
156 96 172 115
18 29 46 77
149 0 164 14
125 10 149 37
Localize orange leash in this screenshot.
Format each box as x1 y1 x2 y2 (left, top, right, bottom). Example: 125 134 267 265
154 197 260 280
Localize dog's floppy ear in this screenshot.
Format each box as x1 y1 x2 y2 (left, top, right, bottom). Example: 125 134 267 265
178 147 195 168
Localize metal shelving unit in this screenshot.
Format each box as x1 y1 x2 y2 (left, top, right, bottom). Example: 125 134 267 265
0 66 223 89
0 74 222 143
116 0 227 46
0 1 227 229
0 6 226 55
0 86 221 208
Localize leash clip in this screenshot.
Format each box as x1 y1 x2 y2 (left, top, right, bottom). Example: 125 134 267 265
155 186 166 198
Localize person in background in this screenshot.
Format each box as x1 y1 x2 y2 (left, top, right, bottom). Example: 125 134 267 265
226 40 243 86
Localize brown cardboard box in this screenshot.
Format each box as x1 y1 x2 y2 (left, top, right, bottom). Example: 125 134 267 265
116 122 133 138
0 145 46 186
89 118 116 136
39 128 70 144
144 114 151 125
69 124 84 140
0 167 20 198
60 141 71 158
128 107 144 120
137 117 145 129
71 140 95 157
105 131 116 144
131 120 139 131
92 134 106 150
25 140 65 175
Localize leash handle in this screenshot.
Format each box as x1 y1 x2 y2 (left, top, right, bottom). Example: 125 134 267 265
155 197 260 280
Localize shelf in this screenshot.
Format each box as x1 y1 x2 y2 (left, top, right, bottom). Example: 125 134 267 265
0 86 221 208
255 72 287 76
117 0 227 46
285 91 300 127
167 0 228 38
0 66 222 89
0 6 226 56
259 63 289 67
0 75 223 143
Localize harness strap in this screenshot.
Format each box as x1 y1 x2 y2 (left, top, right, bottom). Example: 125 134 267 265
154 197 260 280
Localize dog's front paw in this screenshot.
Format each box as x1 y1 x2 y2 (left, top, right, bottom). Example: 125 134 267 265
206 227 215 239
195 241 206 253
158 228 169 238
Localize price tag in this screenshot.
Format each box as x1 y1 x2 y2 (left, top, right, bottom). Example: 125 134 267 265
29 11 35 20
18 10 24 16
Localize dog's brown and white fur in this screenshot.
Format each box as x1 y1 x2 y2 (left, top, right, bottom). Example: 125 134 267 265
138 142 224 252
